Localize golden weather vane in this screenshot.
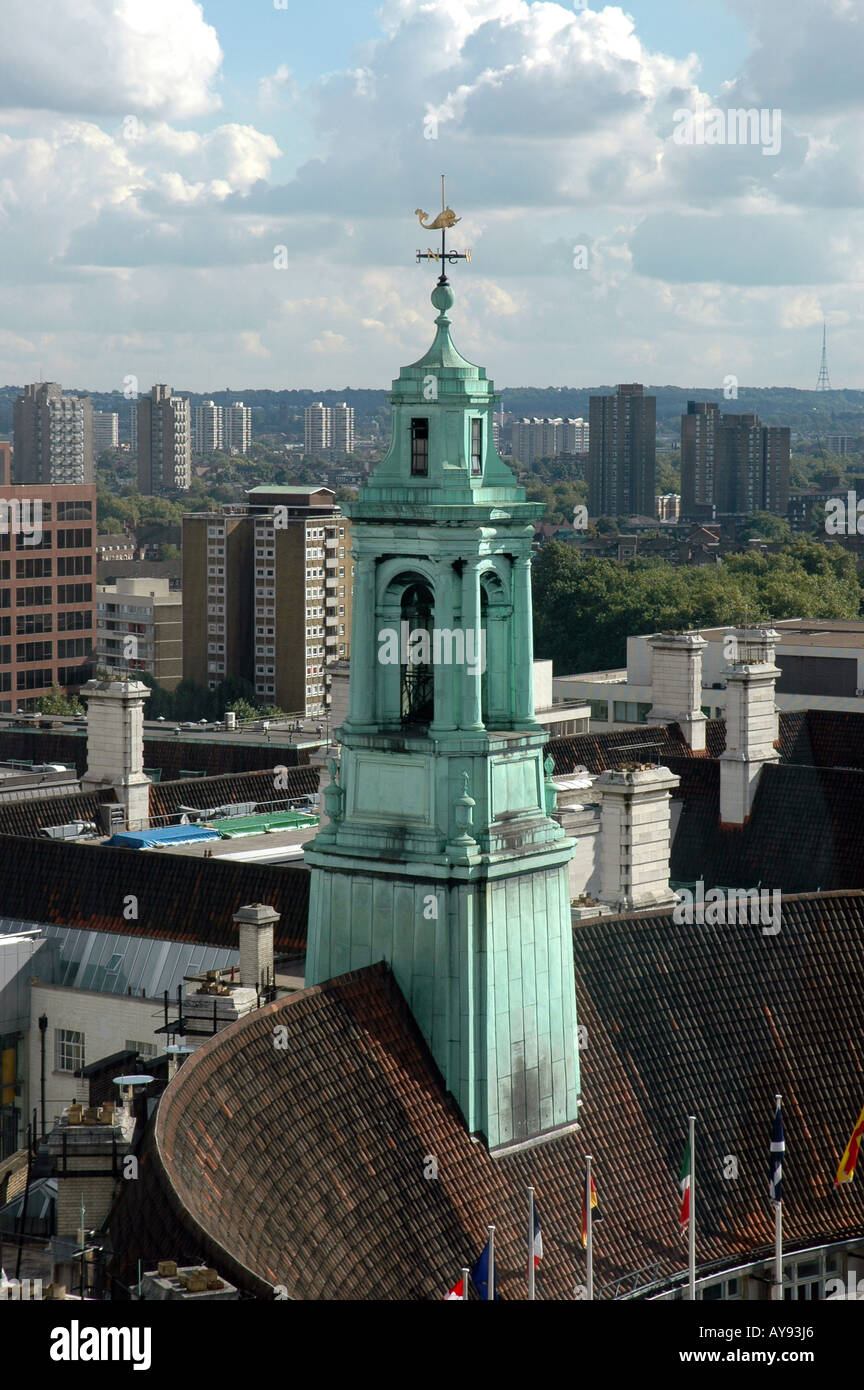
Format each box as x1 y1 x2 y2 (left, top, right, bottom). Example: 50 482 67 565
415 175 471 271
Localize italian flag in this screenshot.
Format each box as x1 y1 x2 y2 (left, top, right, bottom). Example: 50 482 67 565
679 1138 691 1233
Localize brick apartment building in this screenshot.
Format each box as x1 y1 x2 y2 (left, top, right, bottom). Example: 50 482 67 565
0 484 97 710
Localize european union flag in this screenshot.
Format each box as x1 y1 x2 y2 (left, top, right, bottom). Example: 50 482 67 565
471 1237 498 1300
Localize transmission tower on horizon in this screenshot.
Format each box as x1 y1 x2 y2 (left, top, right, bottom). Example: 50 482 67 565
816 320 831 390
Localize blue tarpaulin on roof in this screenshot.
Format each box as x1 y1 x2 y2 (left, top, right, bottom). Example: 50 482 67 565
105 825 221 849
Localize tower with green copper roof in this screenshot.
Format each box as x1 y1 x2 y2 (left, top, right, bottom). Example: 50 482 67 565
304 199 580 1150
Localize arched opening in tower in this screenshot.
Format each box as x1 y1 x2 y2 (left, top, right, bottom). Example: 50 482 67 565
400 580 434 725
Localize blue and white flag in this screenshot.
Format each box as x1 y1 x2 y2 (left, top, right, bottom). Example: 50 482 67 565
769 1097 785 1203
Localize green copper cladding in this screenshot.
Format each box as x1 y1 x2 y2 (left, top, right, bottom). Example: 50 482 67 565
305 275 581 1150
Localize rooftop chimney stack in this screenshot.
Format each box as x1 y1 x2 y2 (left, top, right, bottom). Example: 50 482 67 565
595 764 680 912
719 627 780 825
234 903 279 992
80 678 151 830
646 631 708 752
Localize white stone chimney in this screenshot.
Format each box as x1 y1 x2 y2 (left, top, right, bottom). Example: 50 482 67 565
646 631 707 751
80 678 151 830
719 627 780 825
595 765 681 911
235 903 279 991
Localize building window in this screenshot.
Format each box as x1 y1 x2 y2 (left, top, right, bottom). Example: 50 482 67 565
57 555 91 576
411 418 429 476
17 613 51 635
58 611 91 631
15 586 51 607
57 583 92 603
15 558 51 579
700 1277 742 1301
613 701 652 724
588 699 608 722
124 1039 157 1059
16 641 52 663
470 418 483 475
55 1028 84 1072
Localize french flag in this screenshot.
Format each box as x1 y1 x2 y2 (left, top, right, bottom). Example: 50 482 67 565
531 1204 543 1270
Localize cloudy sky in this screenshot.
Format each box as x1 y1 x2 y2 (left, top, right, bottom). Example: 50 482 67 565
0 0 860 392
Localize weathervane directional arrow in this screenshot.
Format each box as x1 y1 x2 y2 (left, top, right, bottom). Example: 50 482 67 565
415 175 470 277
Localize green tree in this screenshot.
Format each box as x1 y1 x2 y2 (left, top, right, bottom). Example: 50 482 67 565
34 686 83 715
532 538 861 674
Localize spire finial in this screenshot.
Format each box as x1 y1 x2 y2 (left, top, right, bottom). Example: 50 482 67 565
415 176 471 289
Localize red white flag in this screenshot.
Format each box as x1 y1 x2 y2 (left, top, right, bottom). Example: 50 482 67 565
443 1277 465 1300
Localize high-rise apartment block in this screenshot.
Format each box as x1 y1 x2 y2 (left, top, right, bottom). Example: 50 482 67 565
193 400 222 455
681 401 790 518
137 385 191 494
192 400 252 456
182 485 352 718
304 402 355 461
13 383 94 485
93 410 119 455
680 400 717 517
223 402 252 455
0 484 96 709
588 384 656 518
511 416 588 465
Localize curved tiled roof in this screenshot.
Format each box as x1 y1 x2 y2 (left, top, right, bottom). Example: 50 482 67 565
107 891 864 1299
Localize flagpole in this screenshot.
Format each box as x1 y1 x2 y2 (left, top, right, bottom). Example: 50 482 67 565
488 1224 495 1302
527 1186 536 1301
586 1155 594 1301
688 1115 696 1301
462 1266 469 1302
773 1093 783 1301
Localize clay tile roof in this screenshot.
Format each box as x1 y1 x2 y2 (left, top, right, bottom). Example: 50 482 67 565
545 720 725 776
0 834 309 951
150 765 318 819
107 891 864 1299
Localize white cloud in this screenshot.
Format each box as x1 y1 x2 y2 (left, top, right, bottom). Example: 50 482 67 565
0 0 223 119
0 0 862 389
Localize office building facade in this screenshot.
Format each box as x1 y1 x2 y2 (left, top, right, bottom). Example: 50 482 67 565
0 484 96 709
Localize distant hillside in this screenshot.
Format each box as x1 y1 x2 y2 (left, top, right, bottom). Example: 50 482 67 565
1 383 862 441
499 386 864 436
